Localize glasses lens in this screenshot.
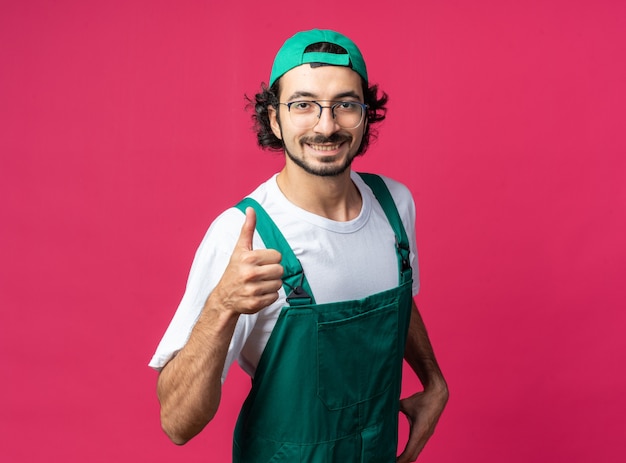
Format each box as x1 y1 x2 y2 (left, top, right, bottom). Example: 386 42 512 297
286 101 365 129
287 101 319 128
333 102 364 129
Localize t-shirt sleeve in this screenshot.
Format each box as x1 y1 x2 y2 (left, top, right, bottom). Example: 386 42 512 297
382 176 421 297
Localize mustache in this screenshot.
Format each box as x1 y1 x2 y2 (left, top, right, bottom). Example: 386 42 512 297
300 133 351 145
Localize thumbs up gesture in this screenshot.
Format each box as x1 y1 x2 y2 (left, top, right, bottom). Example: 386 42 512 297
211 207 284 315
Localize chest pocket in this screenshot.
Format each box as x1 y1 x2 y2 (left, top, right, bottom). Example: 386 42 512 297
317 298 399 410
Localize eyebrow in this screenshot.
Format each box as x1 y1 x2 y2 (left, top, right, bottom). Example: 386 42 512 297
285 90 362 101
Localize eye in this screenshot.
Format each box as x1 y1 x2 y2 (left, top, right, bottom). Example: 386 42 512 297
335 102 359 112
291 101 314 111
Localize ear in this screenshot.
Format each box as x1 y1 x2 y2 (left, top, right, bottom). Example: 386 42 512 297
269 106 283 140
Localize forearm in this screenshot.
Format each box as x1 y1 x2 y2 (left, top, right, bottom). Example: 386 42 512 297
157 297 240 445
156 207 283 444
396 301 448 461
404 300 448 396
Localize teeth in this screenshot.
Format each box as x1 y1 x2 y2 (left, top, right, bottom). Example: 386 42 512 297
309 143 341 151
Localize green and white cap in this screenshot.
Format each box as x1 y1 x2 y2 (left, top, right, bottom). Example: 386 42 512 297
269 29 368 87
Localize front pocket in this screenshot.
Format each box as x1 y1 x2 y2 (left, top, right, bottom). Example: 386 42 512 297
317 302 398 410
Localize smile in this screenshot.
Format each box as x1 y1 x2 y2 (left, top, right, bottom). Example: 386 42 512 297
307 143 342 151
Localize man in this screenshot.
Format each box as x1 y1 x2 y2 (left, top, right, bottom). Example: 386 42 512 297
149 29 448 462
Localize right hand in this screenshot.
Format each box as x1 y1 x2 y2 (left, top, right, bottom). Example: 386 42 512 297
211 207 284 315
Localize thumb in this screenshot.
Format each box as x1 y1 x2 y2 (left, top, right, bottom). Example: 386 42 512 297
236 207 257 251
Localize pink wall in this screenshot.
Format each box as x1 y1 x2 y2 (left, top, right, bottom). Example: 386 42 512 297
1 1 625 462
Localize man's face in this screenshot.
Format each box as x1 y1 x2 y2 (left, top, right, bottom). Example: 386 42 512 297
269 64 366 177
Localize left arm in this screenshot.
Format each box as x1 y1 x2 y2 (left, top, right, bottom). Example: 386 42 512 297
397 300 449 462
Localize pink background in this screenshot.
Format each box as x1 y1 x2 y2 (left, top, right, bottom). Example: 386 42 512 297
1 1 625 461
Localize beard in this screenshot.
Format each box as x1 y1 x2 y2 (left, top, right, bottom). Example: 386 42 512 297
283 133 357 177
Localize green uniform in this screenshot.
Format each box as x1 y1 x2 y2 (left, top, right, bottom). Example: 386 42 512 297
233 174 413 462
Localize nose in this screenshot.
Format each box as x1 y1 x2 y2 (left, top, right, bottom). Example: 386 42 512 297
313 106 340 135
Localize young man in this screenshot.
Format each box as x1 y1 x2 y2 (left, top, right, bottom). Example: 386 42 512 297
149 29 448 462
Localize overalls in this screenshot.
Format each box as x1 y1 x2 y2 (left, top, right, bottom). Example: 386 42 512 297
232 173 413 463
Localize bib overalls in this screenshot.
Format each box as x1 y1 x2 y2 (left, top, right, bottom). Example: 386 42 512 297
232 174 413 462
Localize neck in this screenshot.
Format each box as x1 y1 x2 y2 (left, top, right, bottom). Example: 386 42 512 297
276 165 362 222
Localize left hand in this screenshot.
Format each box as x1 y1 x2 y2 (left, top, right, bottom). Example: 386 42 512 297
396 386 449 462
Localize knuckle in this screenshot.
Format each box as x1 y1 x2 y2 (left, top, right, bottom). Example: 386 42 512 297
239 267 257 282
238 251 258 266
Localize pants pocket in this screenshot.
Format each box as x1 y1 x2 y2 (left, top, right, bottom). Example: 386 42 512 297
361 423 396 462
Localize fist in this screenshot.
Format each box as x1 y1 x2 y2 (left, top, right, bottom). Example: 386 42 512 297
213 207 284 314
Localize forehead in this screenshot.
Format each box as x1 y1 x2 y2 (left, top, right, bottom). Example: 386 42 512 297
277 64 364 101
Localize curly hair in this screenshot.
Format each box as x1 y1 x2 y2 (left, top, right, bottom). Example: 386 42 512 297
247 43 388 157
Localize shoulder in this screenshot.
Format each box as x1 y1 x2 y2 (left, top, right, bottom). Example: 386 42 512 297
381 175 414 201
354 172 415 213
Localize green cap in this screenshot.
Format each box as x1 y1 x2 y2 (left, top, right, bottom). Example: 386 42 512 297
269 29 368 87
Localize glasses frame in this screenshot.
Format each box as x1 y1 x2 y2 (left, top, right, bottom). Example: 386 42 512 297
278 100 368 129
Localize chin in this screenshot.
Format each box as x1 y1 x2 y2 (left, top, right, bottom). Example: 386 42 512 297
305 160 354 177
285 145 357 177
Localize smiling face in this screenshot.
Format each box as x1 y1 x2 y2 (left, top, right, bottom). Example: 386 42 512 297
269 64 367 177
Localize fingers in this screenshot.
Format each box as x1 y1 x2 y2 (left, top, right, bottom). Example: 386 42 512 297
396 421 424 463
397 436 421 463
397 401 420 463
214 206 284 315
236 207 257 251
235 207 281 266
397 390 446 463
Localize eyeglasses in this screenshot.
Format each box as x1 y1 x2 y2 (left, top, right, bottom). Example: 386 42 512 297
278 100 368 129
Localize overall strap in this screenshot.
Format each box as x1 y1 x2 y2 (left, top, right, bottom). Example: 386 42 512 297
235 198 315 306
358 173 413 284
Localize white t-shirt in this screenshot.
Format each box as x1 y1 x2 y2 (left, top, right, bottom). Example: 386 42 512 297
149 171 420 382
